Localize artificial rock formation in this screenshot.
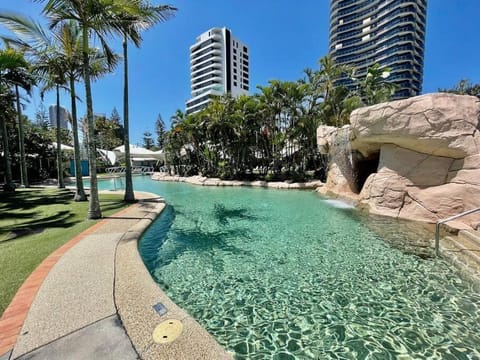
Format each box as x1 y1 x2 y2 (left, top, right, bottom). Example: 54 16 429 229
317 93 480 228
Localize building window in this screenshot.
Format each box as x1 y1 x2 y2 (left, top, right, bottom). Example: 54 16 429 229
233 55 237 60
234 68 237 74
234 81 238 86
233 48 237 54
234 75 237 80
243 46 247 53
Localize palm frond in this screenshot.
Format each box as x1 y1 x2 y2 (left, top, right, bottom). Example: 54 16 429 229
0 12 51 50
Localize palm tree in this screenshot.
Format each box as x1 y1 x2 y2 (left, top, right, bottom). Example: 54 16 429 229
0 48 32 191
356 63 397 105
3 49 34 188
54 21 116 200
14 71 34 188
56 21 86 198
0 86 15 192
37 0 124 219
112 1 177 202
1 13 117 199
0 12 68 188
37 54 68 188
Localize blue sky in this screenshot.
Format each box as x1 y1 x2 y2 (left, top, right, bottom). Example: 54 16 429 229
1 0 479 145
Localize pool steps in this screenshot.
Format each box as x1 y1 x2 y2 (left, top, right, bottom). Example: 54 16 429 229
441 230 480 281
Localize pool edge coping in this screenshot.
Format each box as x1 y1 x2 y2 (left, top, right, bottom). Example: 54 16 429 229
113 194 233 360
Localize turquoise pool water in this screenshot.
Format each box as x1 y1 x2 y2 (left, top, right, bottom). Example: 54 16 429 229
98 177 480 359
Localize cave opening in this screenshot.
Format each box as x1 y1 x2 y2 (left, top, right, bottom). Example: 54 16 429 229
353 151 380 194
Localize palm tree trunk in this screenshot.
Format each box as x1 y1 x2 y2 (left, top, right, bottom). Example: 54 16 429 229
70 74 86 201
1 113 14 192
123 34 135 202
15 84 28 187
83 27 101 219
55 85 65 188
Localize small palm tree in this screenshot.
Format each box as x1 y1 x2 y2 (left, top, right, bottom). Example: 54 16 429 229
36 53 68 188
37 0 123 218
12 64 35 188
54 21 116 200
111 1 177 202
356 63 397 106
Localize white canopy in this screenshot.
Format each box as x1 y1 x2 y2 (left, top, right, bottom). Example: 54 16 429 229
97 149 117 165
51 142 74 151
114 144 165 161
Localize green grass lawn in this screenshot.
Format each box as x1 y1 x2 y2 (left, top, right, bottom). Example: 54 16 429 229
0 187 129 316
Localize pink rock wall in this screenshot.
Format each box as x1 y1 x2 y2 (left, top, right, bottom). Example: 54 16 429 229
317 93 480 228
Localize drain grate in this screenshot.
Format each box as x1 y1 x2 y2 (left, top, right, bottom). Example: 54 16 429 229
153 302 167 316
152 319 183 344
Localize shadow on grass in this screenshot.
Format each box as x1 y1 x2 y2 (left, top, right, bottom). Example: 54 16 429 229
0 210 76 243
99 199 129 213
0 188 73 212
0 189 127 244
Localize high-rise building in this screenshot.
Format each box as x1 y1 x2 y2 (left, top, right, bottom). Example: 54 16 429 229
48 105 71 129
329 0 427 98
186 27 249 114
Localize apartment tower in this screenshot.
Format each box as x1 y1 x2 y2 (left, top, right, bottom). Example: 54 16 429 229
48 105 71 130
329 0 427 98
186 27 249 114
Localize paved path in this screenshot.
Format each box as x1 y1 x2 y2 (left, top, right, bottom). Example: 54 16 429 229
0 191 230 360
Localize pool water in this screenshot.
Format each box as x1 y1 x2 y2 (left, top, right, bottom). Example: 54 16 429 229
99 177 480 359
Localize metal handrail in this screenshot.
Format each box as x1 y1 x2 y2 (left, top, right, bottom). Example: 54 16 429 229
435 207 480 256
106 166 154 174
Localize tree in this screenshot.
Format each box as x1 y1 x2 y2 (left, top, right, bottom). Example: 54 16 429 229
37 0 124 218
3 48 34 188
0 85 15 191
109 107 124 145
1 12 69 189
110 106 121 124
17 118 57 182
439 79 480 97
0 12 118 199
356 63 397 106
35 102 49 127
0 47 33 191
95 115 123 150
155 113 165 149
112 1 177 202
142 131 154 149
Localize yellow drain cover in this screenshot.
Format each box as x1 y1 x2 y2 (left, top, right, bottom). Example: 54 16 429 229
152 319 183 344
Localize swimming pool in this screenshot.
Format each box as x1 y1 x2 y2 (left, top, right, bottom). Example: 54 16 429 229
99 177 480 359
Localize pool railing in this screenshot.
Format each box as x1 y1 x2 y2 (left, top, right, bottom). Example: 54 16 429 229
435 207 480 256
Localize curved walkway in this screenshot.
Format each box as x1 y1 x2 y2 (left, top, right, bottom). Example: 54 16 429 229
0 192 230 360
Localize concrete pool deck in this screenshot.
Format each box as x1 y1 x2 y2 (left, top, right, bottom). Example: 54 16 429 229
0 191 231 360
